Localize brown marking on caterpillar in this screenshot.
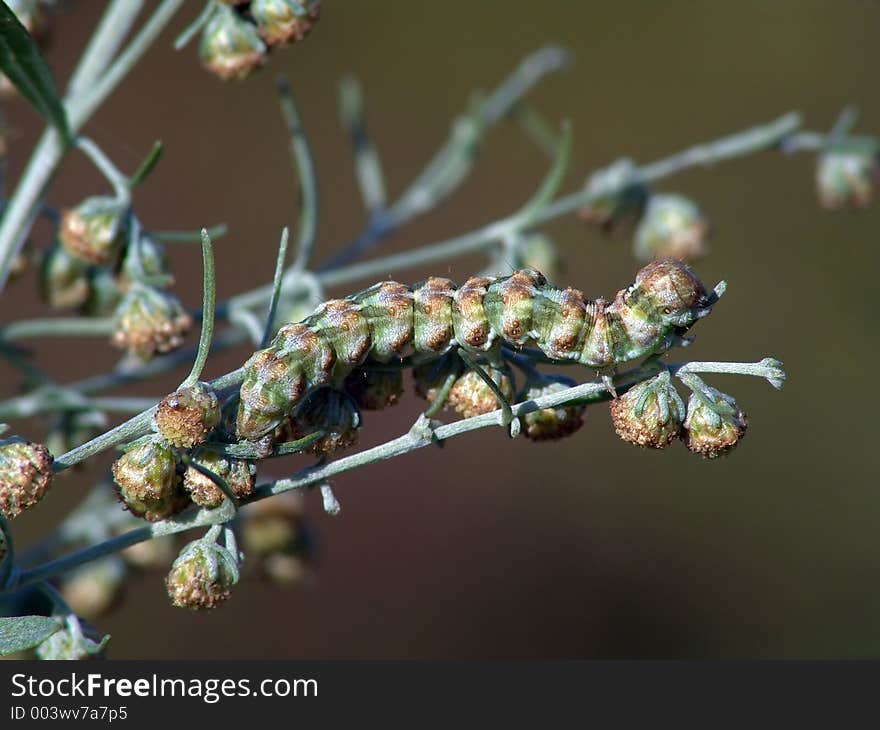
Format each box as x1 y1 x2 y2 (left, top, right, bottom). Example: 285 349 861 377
454 275 494 350
498 270 542 343
376 281 414 357
414 277 455 352
321 298 372 365
276 323 336 387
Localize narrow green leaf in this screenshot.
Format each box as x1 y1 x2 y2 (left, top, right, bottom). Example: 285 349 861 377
0 1 70 142
0 615 60 655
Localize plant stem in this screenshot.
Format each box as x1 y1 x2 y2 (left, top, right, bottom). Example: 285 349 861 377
0 0 184 290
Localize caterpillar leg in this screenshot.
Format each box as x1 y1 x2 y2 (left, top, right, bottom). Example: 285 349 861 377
457 347 516 436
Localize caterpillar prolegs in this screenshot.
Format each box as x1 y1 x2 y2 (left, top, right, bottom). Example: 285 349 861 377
235 259 724 442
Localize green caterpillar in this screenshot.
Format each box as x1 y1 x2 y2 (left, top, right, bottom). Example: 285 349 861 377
236 259 724 441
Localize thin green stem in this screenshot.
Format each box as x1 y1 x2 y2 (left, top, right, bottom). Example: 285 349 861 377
128 141 164 188
152 224 228 243
1 317 115 342
261 227 289 348
75 137 130 200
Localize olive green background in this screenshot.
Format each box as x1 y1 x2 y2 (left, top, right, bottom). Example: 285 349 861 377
3 1 879 658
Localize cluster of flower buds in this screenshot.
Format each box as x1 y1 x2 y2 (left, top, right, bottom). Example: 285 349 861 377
609 371 748 458
0 436 53 519
239 491 313 588
199 0 321 81
166 534 240 610
113 383 235 519
815 146 880 210
110 284 192 361
0 0 52 99
414 356 514 420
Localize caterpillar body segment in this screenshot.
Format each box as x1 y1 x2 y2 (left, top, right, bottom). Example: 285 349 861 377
236 259 722 442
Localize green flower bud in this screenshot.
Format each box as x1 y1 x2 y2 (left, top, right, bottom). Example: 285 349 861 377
447 367 514 419
155 382 220 448
199 4 267 81
111 440 188 522
59 196 128 266
166 539 239 610
120 234 172 290
111 286 192 360
683 385 748 459
183 452 255 509
816 149 879 210
520 376 586 441
35 620 109 661
512 233 562 282
280 388 361 454
633 194 709 262
59 556 127 620
0 437 53 519
344 368 404 411
251 0 321 46
39 245 90 310
578 158 647 233
610 371 686 449
81 269 124 317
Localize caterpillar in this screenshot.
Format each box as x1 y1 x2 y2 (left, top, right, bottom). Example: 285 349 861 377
236 259 724 442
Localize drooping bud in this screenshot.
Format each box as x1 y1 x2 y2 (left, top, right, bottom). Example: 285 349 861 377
610 371 686 448
199 4 267 81
59 556 127 620
111 286 192 360
251 0 321 46
111 440 188 522
0 437 53 519
578 158 648 233
447 367 514 419
35 620 109 661
39 245 90 310
166 538 239 610
816 149 880 210
59 196 128 266
344 368 404 411
280 388 361 454
183 451 255 509
520 375 586 441
155 382 220 448
682 382 748 459
120 234 172 290
633 194 709 261
512 233 562 282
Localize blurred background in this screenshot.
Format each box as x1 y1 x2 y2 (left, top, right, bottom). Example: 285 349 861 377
2 0 879 658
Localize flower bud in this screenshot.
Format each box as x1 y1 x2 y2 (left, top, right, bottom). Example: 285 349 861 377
578 159 647 232
183 451 255 509
633 194 709 261
280 388 361 454
111 286 192 360
447 367 514 419
59 196 128 266
520 376 585 441
39 245 90 310
344 368 404 411
120 234 172 290
59 556 126 620
512 233 562 282
166 539 239 610
35 620 109 661
683 385 748 458
251 0 321 46
155 382 220 448
816 149 880 210
610 372 686 449
81 269 123 317
200 4 267 81
0 437 53 519
412 354 463 404
111 440 188 522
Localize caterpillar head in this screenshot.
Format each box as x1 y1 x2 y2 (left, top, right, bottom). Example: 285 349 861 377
635 259 724 331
